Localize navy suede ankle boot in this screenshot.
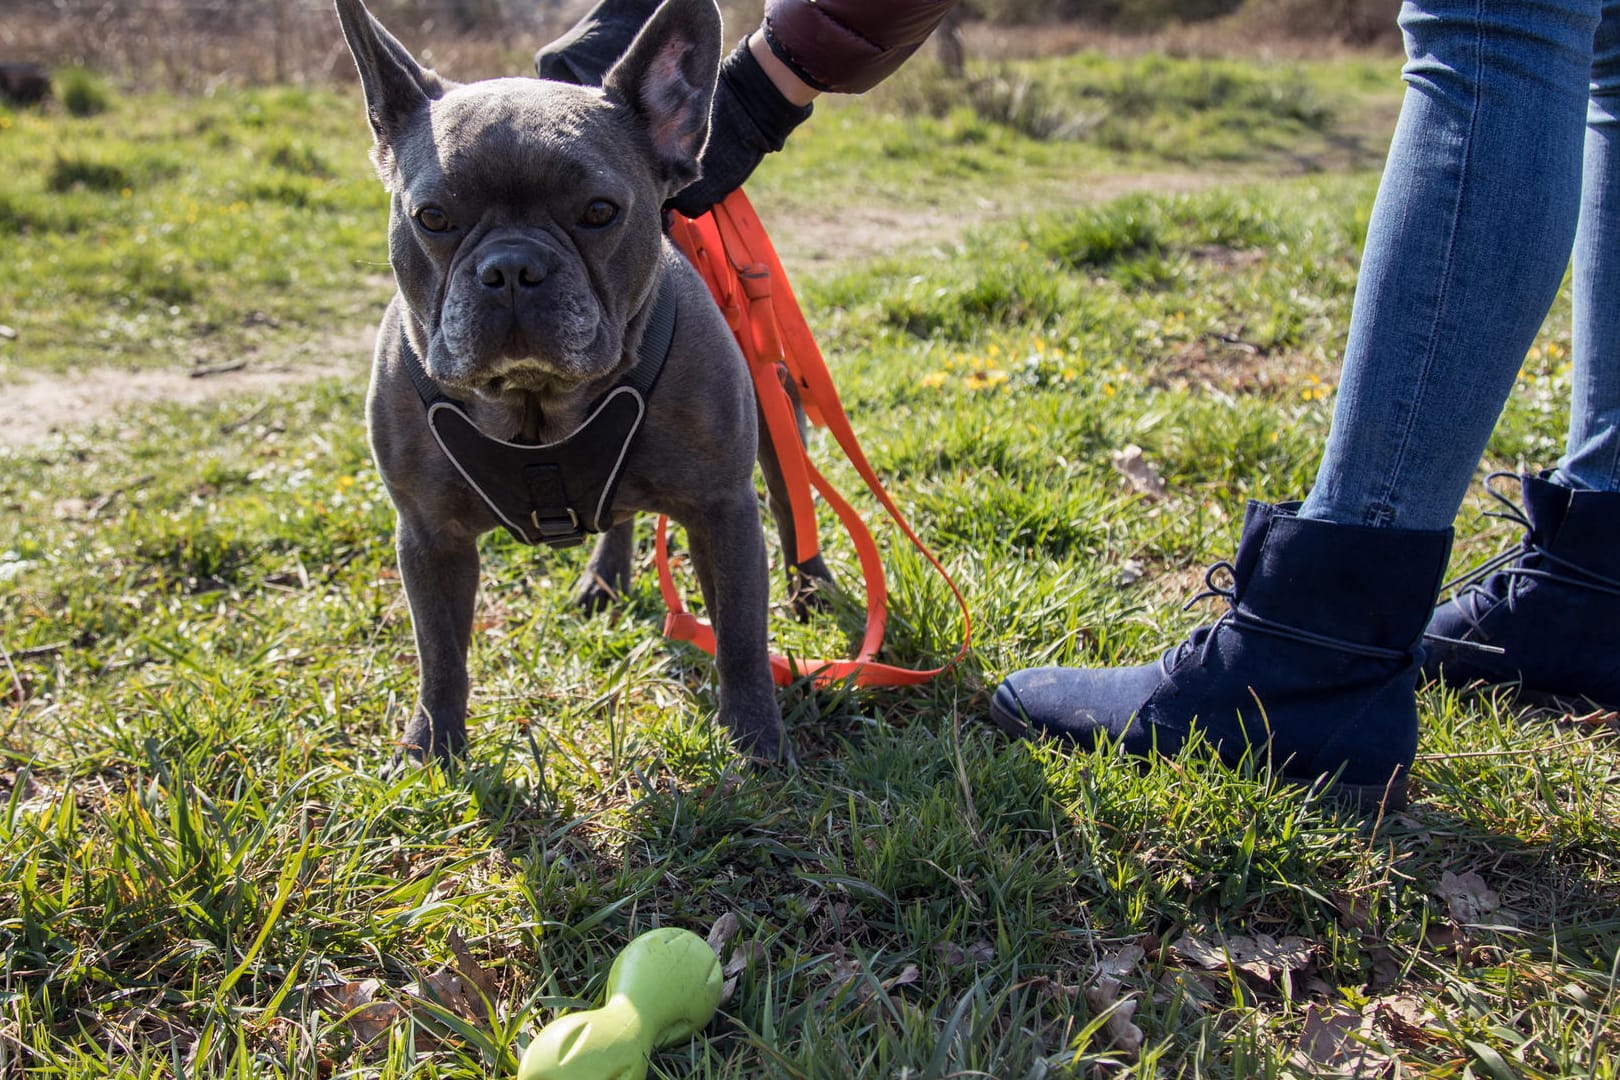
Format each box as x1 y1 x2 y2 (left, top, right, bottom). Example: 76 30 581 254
990 502 1453 811
1422 472 1620 708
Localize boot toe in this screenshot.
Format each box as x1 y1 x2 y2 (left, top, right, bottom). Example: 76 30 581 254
989 663 1164 746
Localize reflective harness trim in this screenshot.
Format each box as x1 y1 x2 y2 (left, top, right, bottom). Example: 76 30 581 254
402 262 679 549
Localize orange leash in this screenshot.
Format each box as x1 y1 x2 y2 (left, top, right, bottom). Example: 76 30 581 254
660 190 971 688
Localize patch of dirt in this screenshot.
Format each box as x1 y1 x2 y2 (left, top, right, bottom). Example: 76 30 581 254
0 328 375 448
766 171 1233 276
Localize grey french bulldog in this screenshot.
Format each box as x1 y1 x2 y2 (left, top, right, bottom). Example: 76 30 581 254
335 0 824 764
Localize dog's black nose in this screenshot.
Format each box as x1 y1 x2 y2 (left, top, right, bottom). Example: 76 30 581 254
476 246 546 291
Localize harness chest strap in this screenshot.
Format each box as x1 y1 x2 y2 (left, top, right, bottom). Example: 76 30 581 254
400 264 679 548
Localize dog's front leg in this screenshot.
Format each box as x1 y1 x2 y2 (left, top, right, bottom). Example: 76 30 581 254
574 519 634 613
395 515 480 763
685 489 785 761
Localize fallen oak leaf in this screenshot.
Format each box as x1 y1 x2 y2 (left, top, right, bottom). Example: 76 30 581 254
706 912 740 957
1293 1002 1392 1076
447 929 499 1001
408 965 482 1024
1111 444 1167 500
1438 870 1501 925
1083 976 1144 1059
1095 943 1145 979
885 963 921 991
319 979 402 1047
1170 932 1315 983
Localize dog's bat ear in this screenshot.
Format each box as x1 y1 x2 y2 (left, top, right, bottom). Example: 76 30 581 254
601 0 721 193
334 0 454 180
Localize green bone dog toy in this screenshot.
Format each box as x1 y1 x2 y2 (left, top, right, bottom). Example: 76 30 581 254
517 928 723 1080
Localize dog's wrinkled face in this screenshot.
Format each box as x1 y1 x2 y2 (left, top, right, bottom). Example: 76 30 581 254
336 0 719 399
388 81 658 395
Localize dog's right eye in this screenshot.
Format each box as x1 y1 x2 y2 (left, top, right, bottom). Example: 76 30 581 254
580 199 619 229
414 206 453 233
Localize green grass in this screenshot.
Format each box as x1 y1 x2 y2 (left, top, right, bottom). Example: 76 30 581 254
4 46 1619 1079
0 85 387 375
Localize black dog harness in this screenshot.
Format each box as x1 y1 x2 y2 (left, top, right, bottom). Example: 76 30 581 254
401 269 678 548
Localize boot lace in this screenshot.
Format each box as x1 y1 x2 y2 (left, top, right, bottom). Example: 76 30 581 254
1423 471 1620 652
1165 559 1409 676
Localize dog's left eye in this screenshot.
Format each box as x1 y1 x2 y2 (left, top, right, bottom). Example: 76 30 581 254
580 199 619 228
414 206 453 233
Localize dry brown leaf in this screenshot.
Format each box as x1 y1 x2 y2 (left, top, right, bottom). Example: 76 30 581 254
1439 870 1500 924
1171 933 1226 970
1426 919 1471 958
410 966 482 1024
1329 888 1373 931
723 940 765 980
322 979 402 1047
1170 932 1314 983
1366 947 1404 991
1111 444 1168 500
427 877 462 904
1083 976 1144 1058
886 963 921 991
1371 994 1440 1045
1029 975 1081 1001
1096 943 1145 978
935 940 995 967
707 912 741 957
447 929 499 1001
1293 1002 1393 1077
825 944 862 990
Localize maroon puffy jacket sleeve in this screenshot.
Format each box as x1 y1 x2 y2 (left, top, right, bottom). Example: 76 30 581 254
761 0 960 93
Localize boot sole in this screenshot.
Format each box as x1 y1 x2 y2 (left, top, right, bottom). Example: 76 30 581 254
988 692 1409 813
986 691 1029 739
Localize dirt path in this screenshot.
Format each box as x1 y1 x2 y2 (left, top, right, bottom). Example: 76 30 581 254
764 171 1230 274
1 330 376 449
1 171 1232 450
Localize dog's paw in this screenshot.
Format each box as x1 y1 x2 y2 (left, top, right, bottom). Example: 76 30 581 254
396 707 468 769
725 716 793 769
572 568 630 615
787 554 836 622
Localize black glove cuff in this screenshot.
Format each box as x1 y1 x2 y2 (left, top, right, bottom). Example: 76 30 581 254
719 37 813 153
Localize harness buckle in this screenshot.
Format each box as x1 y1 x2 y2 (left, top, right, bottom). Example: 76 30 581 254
530 507 584 548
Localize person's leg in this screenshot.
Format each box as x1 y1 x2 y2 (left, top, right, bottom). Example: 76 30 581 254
993 0 1603 806
1557 0 1620 490
1300 0 1601 530
1424 0 1620 706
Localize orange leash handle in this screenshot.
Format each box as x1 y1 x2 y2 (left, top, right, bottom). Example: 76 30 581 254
660 190 972 688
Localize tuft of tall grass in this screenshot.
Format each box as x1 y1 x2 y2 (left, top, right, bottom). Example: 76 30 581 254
56 66 112 117
46 153 129 194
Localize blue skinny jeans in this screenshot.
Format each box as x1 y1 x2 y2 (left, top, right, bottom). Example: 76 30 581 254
1300 0 1620 531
